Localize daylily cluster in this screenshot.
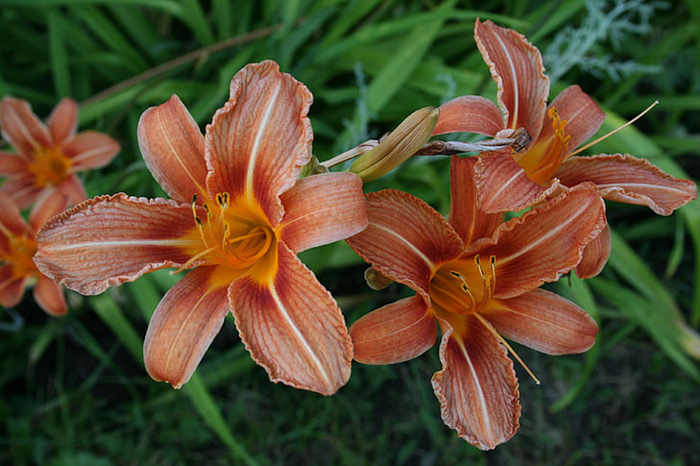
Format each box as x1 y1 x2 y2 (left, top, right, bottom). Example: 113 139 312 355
0 97 119 316
7 18 696 452
344 19 695 449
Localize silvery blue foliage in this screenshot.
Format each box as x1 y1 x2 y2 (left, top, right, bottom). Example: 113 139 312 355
543 0 668 83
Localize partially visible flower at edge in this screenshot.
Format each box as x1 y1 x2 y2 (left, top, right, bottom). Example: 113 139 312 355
346 155 606 450
0 191 69 316
34 61 368 395
433 19 696 225
0 97 120 209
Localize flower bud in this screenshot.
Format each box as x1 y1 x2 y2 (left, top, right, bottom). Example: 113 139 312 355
364 266 393 290
349 106 439 182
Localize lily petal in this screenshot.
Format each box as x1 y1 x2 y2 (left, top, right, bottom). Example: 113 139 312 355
230 242 352 395
449 155 504 244
433 96 503 136
57 174 88 207
473 183 606 298
62 131 120 171
29 191 70 231
432 314 520 450
0 97 52 157
137 95 208 203
0 174 43 210
206 61 313 226
0 264 27 307
546 85 605 151
485 289 598 355
279 172 367 253
576 224 611 279
144 266 230 388
0 192 31 237
35 194 195 295
556 154 698 215
47 98 78 144
0 152 26 176
350 295 436 364
475 19 549 141
474 151 554 213
346 189 463 301
33 275 68 317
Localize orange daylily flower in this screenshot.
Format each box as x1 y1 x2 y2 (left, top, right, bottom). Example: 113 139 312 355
34 61 368 394
346 156 606 450
0 97 120 209
434 19 696 217
1 192 68 316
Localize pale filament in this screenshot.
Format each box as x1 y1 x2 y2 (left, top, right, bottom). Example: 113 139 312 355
569 100 659 157
473 313 541 385
451 256 540 384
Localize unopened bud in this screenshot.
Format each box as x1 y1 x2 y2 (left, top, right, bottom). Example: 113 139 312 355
364 267 393 290
349 106 439 182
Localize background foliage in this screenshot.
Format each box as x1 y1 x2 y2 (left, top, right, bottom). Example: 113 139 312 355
1 0 699 464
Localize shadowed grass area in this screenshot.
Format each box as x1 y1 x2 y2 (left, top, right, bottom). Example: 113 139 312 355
1 0 699 464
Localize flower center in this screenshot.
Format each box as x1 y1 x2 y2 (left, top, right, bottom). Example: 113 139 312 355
429 254 541 384
1 232 39 279
180 192 276 276
27 146 73 188
512 107 571 186
429 255 496 316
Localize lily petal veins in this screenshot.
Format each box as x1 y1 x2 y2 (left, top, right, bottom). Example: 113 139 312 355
35 61 368 394
433 19 696 225
346 156 605 449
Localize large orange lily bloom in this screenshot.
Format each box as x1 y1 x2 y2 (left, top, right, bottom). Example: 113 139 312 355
434 19 696 216
346 156 605 449
0 97 120 209
1 192 68 316
34 61 368 395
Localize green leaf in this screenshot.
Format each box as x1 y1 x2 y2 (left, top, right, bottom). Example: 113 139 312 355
4 0 183 15
551 275 601 411
183 373 259 465
71 5 149 73
48 8 70 97
90 293 144 363
591 277 700 382
603 231 700 368
593 113 700 326
177 0 215 46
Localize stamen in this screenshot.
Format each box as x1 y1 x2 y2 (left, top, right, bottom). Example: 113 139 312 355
569 100 659 157
221 222 231 254
474 255 487 281
170 244 219 275
460 283 476 309
191 196 211 250
474 313 540 385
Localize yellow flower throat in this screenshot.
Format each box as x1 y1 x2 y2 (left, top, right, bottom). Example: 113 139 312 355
429 254 541 384
429 255 496 316
513 107 571 185
27 146 73 188
180 192 276 281
0 229 38 279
